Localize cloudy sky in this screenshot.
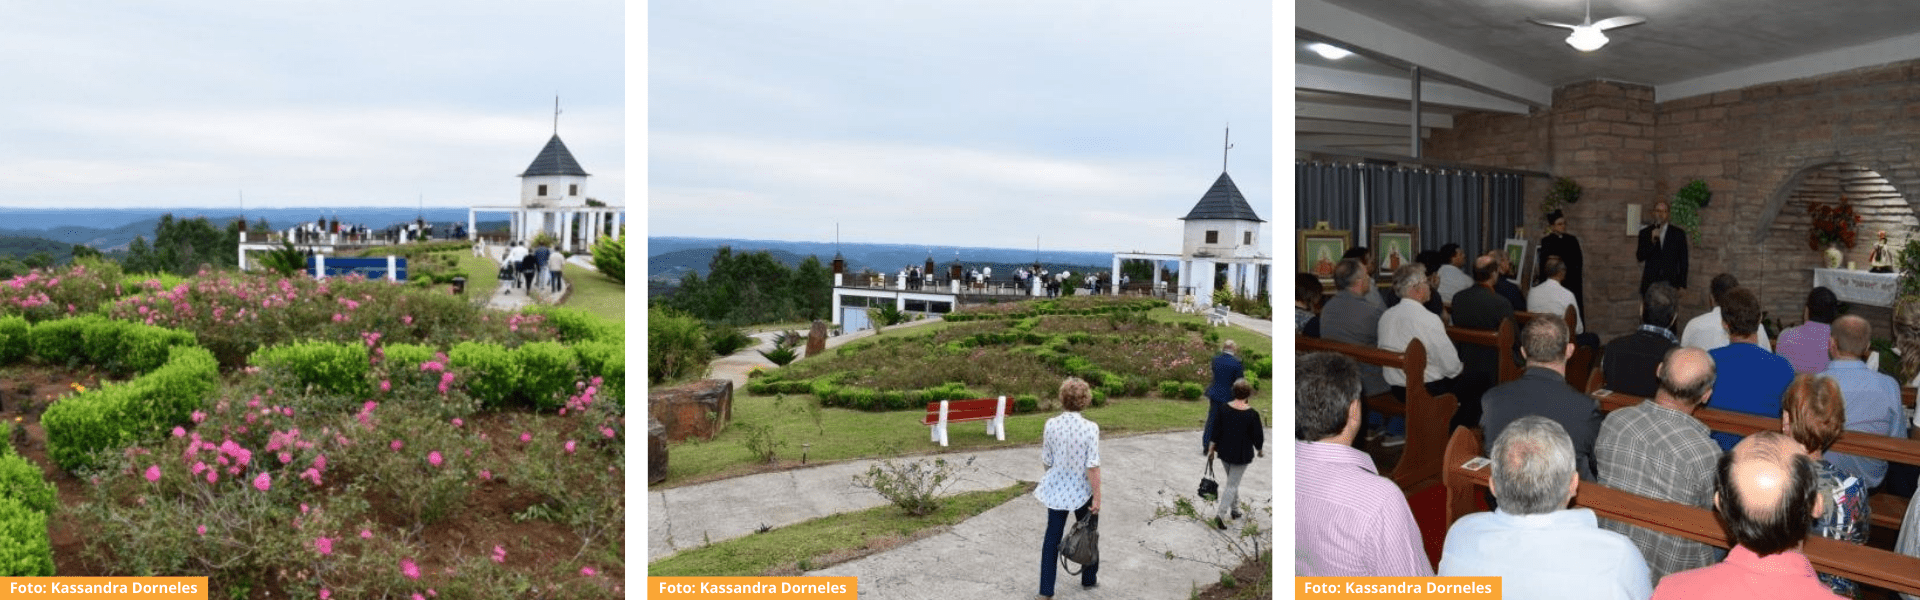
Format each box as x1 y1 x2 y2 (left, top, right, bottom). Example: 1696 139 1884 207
0 1 623 210
648 1 1273 254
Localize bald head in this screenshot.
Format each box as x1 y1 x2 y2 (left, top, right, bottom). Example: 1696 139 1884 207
1716 431 1819 556
1832 314 1872 359
1656 347 1716 409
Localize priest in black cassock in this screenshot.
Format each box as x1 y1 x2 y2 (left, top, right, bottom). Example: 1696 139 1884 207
1537 210 1585 309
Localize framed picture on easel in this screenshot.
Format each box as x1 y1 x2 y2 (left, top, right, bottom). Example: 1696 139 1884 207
1299 227 1351 286
1371 224 1419 277
1504 238 1530 289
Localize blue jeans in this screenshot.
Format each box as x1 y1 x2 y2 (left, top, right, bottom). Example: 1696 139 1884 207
1040 499 1097 596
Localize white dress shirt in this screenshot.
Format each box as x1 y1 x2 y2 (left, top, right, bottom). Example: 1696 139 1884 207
1439 508 1653 600
1680 306 1772 352
1527 277 1584 334
1378 298 1463 386
1437 264 1473 304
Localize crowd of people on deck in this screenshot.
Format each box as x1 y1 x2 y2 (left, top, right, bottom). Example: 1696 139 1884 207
1294 200 1920 598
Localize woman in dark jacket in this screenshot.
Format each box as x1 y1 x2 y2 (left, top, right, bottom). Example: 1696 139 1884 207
1208 378 1264 529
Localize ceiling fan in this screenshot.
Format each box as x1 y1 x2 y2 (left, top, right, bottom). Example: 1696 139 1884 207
1529 0 1646 52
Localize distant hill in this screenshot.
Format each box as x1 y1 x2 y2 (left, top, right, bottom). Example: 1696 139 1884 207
647 236 1171 281
0 208 508 252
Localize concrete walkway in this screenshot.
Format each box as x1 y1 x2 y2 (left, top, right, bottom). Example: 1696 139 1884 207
649 309 1277 597
483 253 595 311
649 430 1275 599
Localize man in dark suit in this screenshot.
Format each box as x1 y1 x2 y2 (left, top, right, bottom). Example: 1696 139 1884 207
1200 339 1244 455
1637 200 1689 296
1481 315 1606 481
1600 282 1680 398
1449 252 1516 430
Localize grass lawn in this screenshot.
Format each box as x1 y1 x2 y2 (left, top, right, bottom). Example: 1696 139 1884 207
559 261 624 323
451 251 505 298
647 482 1033 575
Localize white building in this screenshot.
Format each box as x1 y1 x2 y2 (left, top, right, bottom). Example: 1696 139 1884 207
1110 171 1271 306
469 134 625 253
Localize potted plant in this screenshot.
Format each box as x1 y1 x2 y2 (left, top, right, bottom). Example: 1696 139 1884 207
1541 177 1582 216
1672 180 1711 245
1806 197 1861 269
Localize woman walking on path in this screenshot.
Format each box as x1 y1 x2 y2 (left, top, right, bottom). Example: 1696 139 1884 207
1209 378 1265 529
1037 377 1100 599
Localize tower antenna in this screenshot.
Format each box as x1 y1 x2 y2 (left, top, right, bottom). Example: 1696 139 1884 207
1222 125 1233 173
553 95 562 136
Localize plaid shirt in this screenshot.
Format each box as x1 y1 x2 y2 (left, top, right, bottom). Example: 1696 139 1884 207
1595 399 1721 582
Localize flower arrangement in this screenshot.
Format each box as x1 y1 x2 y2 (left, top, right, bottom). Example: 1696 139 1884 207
1807 196 1863 251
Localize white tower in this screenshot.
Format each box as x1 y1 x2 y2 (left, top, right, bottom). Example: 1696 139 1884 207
516 135 591 241
1177 172 1266 302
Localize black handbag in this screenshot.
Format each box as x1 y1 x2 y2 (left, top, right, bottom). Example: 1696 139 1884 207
1059 511 1098 575
1197 451 1219 501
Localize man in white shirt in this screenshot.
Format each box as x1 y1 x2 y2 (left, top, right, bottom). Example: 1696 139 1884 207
1681 273 1772 351
1435 243 1473 304
1528 256 1585 334
1379 263 1464 391
1440 416 1653 600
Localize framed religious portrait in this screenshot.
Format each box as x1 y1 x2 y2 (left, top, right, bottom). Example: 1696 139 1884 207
1371 224 1419 277
1504 238 1530 288
1299 228 1350 285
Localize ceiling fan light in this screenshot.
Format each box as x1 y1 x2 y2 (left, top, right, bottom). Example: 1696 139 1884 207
1308 42 1352 60
1566 26 1608 51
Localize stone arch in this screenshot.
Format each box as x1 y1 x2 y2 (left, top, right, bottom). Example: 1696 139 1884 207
1753 159 1915 269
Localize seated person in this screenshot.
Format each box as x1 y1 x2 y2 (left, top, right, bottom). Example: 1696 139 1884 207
1295 353 1433 576
1651 432 1842 599
1775 287 1838 375
1779 375 1869 598
1705 288 1794 451
1440 416 1651 600
1296 273 1324 337
1602 282 1680 398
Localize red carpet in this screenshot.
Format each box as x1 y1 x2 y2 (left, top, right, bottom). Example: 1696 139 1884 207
1406 483 1487 571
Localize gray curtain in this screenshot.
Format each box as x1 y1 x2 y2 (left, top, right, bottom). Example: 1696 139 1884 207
1295 162 1362 233
1296 161 1527 264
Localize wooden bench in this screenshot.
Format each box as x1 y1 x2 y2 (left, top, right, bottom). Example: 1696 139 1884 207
1589 388 1920 532
1441 427 1920 594
1446 318 1520 385
1296 336 1459 492
1208 305 1230 327
922 396 1008 447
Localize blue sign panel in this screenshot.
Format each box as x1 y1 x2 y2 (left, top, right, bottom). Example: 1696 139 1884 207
307 257 407 281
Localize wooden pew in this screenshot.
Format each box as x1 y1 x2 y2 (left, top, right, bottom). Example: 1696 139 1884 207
1589 389 1920 532
1446 318 1520 384
1442 427 1920 595
1296 336 1459 493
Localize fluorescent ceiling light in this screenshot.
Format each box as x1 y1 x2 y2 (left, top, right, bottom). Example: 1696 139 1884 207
1566 26 1608 51
1308 43 1352 60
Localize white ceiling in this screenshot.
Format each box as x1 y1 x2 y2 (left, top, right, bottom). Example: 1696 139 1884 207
1296 0 1920 156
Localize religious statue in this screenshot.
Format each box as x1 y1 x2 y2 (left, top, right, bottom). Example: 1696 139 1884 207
1870 230 1897 273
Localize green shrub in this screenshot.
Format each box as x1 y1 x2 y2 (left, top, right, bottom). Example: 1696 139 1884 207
0 497 52 576
758 346 799 367
1091 389 1108 407
1159 380 1183 398
514 342 578 411
530 306 622 344
590 234 624 284
1013 396 1038 413
382 343 438 371
450 341 519 409
42 346 218 471
572 340 624 406
250 341 371 398
29 316 92 366
116 323 198 376
706 324 753 357
0 454 52 515
648 306 706 385
0 316 28 364
1179 381 1205 400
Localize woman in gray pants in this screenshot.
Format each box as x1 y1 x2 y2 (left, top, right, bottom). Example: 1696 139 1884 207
1208 378 1264 529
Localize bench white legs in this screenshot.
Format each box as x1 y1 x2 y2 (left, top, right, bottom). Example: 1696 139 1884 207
932 400 948 447
928 396 1008 447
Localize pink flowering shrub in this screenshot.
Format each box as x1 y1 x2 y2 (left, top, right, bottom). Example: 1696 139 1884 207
0 260 126 324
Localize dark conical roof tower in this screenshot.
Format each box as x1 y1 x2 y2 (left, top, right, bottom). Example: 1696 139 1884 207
1179 172 1263 222
519 135 590 177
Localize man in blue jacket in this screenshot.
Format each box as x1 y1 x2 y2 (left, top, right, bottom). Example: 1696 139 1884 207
1202 339 1245 455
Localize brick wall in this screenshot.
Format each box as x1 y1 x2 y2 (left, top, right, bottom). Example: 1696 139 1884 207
1421 60 1920 340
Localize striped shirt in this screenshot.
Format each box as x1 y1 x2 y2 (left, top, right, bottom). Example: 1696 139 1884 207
1295 440 1432 577
1595 400 1722 582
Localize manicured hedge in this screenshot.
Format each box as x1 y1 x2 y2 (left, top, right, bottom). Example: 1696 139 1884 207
450 342 518 409
0 317 27 364
0 497 51 576
0 454 52 515
42 346 219 472
250 342 372 398
513 342 578 411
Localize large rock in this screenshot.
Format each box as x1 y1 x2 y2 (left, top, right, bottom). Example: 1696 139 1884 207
649 379 733 442
648 417 669 484
806 320 828 358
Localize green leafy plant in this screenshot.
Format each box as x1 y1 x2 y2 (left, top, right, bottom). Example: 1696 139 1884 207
1542 176 1582 215
850 456 972 516
0 497 52 576
647 306 707 385
590 233 624 284
1672 179 1710 245
738 421 785 464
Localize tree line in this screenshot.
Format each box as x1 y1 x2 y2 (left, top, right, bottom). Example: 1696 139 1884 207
660 246 832 326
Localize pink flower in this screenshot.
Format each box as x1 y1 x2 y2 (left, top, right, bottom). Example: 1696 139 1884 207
300 503 309 514
206 470 219 484
172 426 186 438
401 558 420 580
580 566 596 576
565 440 576 454
313 454 328 471
360 529 373 539
519 432 531 443
197 524 206 536
314 537 332 555
403 315 413 325
428 451 443 467
191 462 207 475
601 427 616 439
144 465 161 482
479 470 492 481
450 418 463 427
390 439 403 451
412 594 424 600
491 545 506 563
279 452 292 464
302 468 322 486
191 411 206 423
252 472 271 491
319 590 330 600
379 380 391 393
